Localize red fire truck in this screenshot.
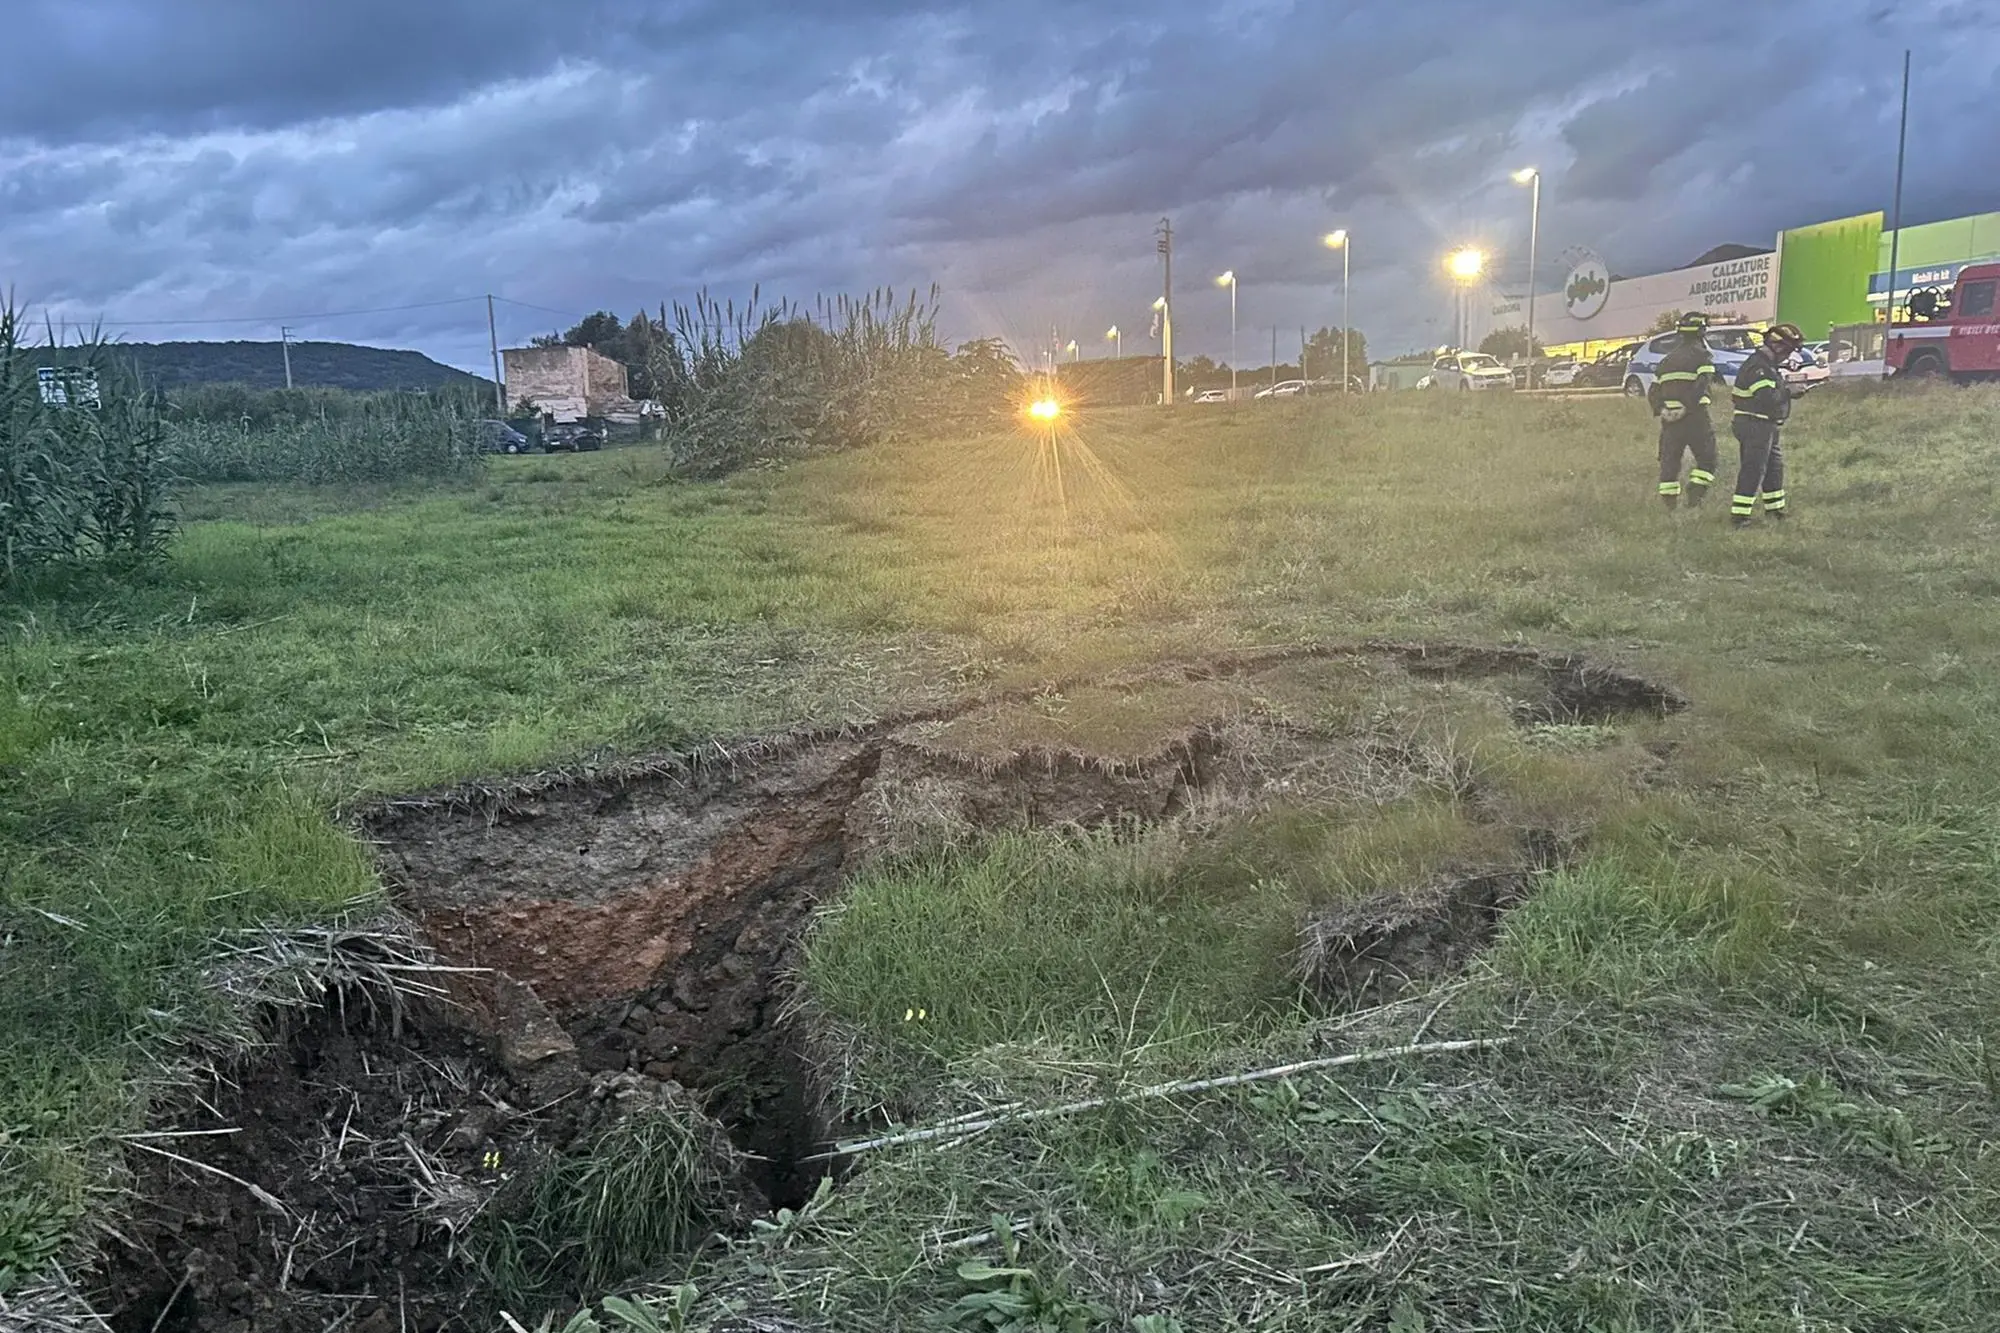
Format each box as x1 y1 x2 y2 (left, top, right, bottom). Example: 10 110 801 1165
1884 262 2000 383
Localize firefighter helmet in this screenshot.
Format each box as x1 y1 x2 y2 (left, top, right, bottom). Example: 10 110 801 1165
1762 322 1805 352
1675 312 1708 335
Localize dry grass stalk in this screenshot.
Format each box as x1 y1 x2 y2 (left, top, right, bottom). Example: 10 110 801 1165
0 1264 115 1333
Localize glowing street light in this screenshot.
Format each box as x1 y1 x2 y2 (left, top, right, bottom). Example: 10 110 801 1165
1106 325 1121 359
1216 270 1238 394
1065 339 1079 363
1028 397 1062 422
1444 247 1487 350
1512 168 1541 381
1323 230 1351 393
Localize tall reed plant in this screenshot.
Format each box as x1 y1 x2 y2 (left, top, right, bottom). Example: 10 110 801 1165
0 299 177 583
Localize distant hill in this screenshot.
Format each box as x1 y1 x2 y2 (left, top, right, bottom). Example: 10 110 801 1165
55 340 493 393
1685 243 1774 268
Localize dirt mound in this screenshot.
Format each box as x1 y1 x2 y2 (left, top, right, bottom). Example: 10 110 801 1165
90 643 1686 1330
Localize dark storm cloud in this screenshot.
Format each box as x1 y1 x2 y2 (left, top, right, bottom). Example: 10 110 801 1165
2 0 1993 370
0 0 640 142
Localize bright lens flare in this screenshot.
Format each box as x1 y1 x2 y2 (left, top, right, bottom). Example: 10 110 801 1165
1447 247 1486 281
1028 397 1062 421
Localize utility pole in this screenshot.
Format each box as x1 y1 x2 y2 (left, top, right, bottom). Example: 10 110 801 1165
1157 218 1174 404
1300 326 1308 389
280 326 294 390
1525 172 1540 378
1882 48 1912 375
486 294 506 414
1271 327 1278 390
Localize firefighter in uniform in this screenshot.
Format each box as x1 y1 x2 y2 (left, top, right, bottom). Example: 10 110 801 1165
1646 312 1719 509
1728 322 1807 528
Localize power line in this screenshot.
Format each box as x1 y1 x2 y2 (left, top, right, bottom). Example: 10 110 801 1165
491 296 591 322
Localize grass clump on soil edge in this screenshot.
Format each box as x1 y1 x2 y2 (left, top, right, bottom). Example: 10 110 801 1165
476 1096 744 1311
0 387 1997 1329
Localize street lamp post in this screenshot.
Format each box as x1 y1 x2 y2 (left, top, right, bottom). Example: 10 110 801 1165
1445 247 1486 350
1107 325 1121 360
1323 231 1350 392
1066 340 1079 364
1216 271 1238 395
1512 168 1541 385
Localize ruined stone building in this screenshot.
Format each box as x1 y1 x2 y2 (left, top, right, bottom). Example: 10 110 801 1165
500 345 656 430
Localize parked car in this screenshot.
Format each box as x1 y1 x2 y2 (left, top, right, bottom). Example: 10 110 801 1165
1571 342 1640 389
1542 360 1581 388
1428 352 1514 391
1192 388 1230 404
1624 325 1762 398
1254 379 1309 399
476 420 535 454
543 423 606 452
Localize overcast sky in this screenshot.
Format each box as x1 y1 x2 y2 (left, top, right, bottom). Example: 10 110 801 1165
3 0 1994 373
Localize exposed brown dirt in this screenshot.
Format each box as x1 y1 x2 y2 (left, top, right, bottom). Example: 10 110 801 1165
1298 870 1535 1005
95 995 755 1333
93 643 1688 1331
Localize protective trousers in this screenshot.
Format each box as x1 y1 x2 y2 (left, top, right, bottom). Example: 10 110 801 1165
1730 419 1786 518
1657 415 1718 504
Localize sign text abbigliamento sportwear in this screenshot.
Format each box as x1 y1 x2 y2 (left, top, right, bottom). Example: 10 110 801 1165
1685 255 1773 310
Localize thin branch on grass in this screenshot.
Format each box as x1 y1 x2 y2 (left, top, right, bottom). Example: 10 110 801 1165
806 1035 1511 1161
937 1216 1034 1250
1300 1216 1415 1275
213 612 295 636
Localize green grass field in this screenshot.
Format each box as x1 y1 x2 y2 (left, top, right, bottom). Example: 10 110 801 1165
4 387 1999 1328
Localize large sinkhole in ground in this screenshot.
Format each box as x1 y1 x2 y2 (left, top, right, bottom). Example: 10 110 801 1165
96 643 1685 1332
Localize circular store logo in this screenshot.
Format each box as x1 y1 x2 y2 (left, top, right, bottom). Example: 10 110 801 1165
1563 250 1611 320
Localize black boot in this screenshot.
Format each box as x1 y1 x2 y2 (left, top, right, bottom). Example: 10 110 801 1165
1686 485 1709 509
1730 514 1754 530
1659 493 1679 511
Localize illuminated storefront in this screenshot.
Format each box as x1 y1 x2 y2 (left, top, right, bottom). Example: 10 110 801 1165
1492 250 1778 362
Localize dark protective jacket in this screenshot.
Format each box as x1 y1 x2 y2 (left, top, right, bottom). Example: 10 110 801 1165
1731 347 1793 426
1647 333 1717 416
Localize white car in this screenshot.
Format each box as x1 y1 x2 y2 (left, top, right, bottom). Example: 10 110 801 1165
1428 352 1514 391
1783 347 1830 391
1254 379 1309 399
1192 388 1229 404
1541 360 1581 388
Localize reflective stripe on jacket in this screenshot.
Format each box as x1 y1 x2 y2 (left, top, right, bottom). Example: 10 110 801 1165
1648 333 1717 415
1731 348 1791 425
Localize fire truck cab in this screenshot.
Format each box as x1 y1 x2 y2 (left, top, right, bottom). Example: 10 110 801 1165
1884 262 2000 383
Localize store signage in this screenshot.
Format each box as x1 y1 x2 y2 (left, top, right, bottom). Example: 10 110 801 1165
1867 257 1999 296
1564 252 1611 320
1685 254 1773 311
